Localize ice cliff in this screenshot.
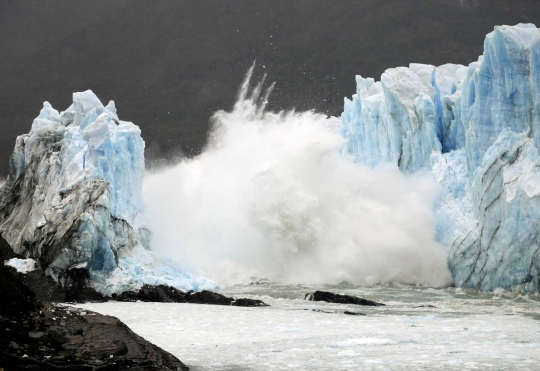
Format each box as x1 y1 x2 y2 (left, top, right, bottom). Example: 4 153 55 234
341 24 540 292
0 91 213 294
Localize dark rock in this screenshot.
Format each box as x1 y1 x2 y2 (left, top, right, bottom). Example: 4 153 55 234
28 331 45 339
64 268 105 303
113 284 183 303
21 266 104 304
231 298 269 307
22 269 65 303
143 285 185 302
0 240 39 319
304 291 384 306
113 285 269 307
17 261 269 308
64 267 90 297
80 347 91 360
0 234 22 261
414 305 437 308
186 290 232 305
0 244 189 370
343 311 366 316
1 233 66 303
47 328 67 344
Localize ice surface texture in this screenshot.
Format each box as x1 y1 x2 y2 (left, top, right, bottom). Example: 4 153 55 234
0 91 214 294
341 24 540 292
4 258 37 274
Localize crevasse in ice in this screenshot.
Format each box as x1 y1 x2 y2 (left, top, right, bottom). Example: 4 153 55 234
0 90 215 294
341 23 540 292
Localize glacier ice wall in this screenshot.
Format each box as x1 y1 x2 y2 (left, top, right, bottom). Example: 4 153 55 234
342 24 540 292
0 91 214 294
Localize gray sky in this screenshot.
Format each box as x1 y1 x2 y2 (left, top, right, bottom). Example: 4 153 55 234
1 0 539 175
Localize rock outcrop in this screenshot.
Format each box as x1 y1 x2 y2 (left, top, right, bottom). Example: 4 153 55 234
112 285 269 307
304 291 384 306
0 238 188 370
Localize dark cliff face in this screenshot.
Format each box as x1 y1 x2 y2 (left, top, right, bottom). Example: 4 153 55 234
1 0 539 175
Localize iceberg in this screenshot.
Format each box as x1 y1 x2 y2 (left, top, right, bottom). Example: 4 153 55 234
341 24 540 292
0 90 214 294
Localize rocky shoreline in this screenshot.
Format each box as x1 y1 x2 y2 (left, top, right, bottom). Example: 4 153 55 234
0 257 187 370
1 236 267 370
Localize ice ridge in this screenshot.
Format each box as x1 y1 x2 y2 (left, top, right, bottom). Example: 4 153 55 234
341 24 540 292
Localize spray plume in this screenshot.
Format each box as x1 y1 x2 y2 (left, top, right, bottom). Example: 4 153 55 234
143 67 452 287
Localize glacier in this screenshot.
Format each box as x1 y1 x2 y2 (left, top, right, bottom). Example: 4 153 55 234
341 23 540 292
2 23 539 296
0 90 214 295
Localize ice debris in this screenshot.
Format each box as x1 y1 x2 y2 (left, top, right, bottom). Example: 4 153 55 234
341 24 540 292
0 90 215 295
4 258 37 274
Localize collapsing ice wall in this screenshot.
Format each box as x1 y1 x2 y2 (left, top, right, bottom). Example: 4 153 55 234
341 24 540 292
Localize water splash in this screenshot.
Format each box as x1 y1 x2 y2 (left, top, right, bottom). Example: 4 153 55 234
143 67 452 287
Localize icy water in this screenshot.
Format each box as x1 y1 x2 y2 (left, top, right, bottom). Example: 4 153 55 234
76 282 540 371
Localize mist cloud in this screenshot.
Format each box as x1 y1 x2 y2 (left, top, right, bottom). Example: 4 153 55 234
143 67 452 287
